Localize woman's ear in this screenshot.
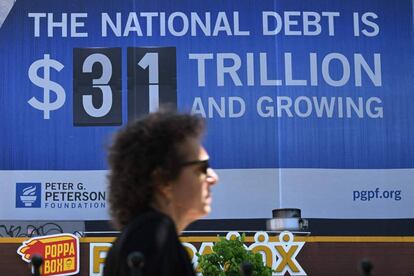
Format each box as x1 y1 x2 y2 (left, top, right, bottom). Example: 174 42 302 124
158 184 173 201
152 168 173 201
152 183 173 210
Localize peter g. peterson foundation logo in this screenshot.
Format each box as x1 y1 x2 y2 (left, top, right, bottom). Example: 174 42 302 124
17 233 80 276
15 182 42 208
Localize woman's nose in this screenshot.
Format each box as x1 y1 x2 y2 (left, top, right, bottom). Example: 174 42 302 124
206 168 219 185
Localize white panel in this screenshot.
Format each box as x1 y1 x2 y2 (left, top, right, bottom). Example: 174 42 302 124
1 169 413 220
279 169 414 218
206 169 279 219
0 170 109 220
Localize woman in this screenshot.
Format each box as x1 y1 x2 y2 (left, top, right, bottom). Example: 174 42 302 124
104 111 219 275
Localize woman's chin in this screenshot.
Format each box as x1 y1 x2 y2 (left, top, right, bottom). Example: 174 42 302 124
202 204 212 216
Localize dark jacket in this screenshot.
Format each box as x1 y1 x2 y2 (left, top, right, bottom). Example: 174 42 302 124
103 209 195 276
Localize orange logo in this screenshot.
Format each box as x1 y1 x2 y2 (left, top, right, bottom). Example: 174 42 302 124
17 233 80 276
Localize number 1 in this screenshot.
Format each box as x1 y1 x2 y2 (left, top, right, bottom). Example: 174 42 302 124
138 53 159 112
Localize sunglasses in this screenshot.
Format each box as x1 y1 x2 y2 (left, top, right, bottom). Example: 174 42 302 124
180 159 210 174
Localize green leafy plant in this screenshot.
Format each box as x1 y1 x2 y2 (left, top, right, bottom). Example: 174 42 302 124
197 234 273 276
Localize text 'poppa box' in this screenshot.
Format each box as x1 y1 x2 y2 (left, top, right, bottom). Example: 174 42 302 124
17 233 80 276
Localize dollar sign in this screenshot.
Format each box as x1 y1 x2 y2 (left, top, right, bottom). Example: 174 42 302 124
28 54 65 119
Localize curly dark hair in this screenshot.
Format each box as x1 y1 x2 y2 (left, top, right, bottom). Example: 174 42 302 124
107 111 205 229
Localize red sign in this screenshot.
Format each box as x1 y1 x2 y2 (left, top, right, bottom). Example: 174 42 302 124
17 234 80 276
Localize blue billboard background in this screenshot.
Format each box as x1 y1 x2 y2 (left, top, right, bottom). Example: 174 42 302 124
0 0 413 170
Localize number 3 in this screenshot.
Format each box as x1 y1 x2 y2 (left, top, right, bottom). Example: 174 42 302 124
82 53 113 117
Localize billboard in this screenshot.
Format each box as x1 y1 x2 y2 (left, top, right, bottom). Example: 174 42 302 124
0 0 413 219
